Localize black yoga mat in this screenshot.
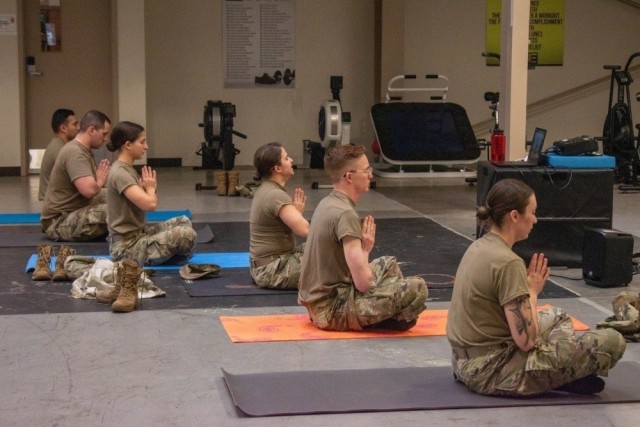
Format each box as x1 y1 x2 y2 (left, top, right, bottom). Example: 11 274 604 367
182 278 572 301
0 218 576 315
192 217 476 289
191 218 575 297
1 225 108 247
372 217 577 298
183 268 296 296
0 209 191 225
222 361 640 417
1 224 214 248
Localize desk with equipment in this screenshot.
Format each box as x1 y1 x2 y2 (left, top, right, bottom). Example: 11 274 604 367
476 161 614 268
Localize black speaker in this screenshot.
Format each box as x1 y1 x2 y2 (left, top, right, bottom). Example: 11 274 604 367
582 228 634 288
477 163 614 267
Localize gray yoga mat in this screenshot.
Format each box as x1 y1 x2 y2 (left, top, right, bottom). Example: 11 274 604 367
221 361 640 417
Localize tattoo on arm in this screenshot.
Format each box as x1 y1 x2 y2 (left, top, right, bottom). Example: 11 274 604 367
508 296 532 339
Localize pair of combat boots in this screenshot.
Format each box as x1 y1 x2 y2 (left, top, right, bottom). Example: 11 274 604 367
32 244 76 281
96 259 143 313
214 170 240 196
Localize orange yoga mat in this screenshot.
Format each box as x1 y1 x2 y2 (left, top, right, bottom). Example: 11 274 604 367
219 305 590 343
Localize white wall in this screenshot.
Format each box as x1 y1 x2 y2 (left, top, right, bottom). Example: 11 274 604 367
144 0 376 167
114 0 146 124
23 0 112 156
144 0 640 166
114 0 146 164
3 0 640 171
379 0 404 101
403 0 640 148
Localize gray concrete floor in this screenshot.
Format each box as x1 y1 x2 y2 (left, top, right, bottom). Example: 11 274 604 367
1 166 639 426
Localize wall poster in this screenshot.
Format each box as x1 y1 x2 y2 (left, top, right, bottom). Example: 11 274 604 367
486 0 564 66
0 14 18 35
223 0 296 88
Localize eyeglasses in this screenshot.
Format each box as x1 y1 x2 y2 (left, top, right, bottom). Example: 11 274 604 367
344 166 373 177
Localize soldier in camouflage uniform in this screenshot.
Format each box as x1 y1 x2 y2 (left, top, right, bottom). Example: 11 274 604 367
249 142 309 289
447 179 625 396
298 145 427 331
40 110 112 242
109 215 196 266
105 121 196 266
597 291 640 341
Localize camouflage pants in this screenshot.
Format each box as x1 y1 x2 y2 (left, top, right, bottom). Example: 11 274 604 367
43 201 108 242
64 255 103 280
307 255 428 331
597 291 640 340
109 216 197 266
250 244 304 289
452 306 626 396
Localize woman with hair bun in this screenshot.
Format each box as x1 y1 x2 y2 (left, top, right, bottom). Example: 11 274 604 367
105 121 196 267
447 178 625 396
249 142 308 289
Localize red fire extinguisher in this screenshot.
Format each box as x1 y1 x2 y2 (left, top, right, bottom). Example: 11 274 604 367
485 91 506 162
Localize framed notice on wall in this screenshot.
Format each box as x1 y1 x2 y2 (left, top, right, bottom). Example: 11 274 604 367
223 0 296 88
486 0 565 66
0 14 18 35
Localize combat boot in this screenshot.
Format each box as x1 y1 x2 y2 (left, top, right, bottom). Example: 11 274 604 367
636 293 640 329
95 270 122 305
52 245 76 281
214 170 228 196
227 170 239 196
32 244 53 281
111 259 143 313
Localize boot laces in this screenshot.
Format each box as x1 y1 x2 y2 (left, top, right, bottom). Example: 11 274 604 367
117 262 144 307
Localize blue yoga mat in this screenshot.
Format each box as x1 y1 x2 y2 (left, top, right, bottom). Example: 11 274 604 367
25 251 249 272
0 209 191 225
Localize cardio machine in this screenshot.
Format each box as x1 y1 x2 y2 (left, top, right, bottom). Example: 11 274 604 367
602 52 640 189
195 100 247 191
311 76 363 189
370 74 482 179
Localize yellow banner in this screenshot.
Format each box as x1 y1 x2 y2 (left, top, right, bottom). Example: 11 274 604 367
486 0 564 66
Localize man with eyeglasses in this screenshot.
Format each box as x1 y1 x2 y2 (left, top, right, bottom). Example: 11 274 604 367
298 144 428 331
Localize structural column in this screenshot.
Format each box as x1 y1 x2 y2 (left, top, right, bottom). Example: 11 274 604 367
500 0 530 159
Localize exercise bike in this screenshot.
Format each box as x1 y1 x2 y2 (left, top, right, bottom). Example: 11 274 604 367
602 52 640 189
195 100 247 191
